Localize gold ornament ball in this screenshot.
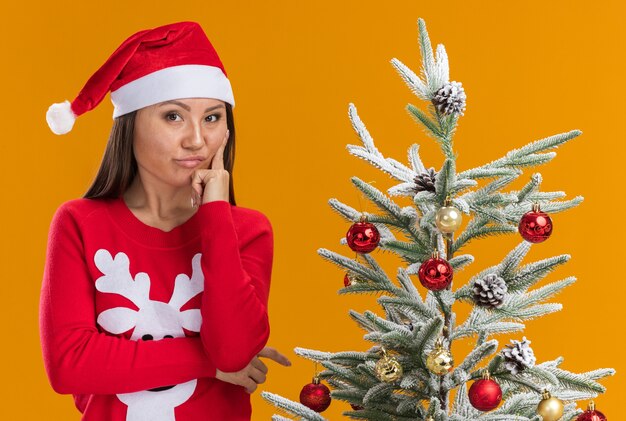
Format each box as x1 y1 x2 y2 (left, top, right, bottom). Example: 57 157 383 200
375 355 403 382
537 391 563 421
426 346 454 375
436 206 462 233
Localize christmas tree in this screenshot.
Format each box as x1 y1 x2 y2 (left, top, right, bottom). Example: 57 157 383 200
261 18 614 420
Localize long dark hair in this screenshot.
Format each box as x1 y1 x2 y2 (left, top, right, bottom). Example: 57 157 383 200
83 102 237 206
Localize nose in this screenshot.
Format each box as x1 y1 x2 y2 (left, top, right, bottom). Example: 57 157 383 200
181 121 205 150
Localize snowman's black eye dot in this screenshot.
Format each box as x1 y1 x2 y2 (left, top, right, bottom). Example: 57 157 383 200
142 334 154 341
164 335 174 339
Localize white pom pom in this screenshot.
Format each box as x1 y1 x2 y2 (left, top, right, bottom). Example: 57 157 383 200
46 100 76 135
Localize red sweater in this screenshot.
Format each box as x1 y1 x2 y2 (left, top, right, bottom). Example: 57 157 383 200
39 196 273 420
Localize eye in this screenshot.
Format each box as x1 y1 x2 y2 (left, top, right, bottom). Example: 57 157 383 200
205 113 221 123
165 112 182 122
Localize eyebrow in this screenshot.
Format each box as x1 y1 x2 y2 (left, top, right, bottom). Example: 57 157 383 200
158 100 225 113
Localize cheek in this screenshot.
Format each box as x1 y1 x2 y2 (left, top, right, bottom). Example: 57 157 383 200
204 142 219 159
208 137 222 151
133 133 172 167
133 114 176 160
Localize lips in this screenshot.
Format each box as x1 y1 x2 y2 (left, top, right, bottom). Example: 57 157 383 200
175 158 204 168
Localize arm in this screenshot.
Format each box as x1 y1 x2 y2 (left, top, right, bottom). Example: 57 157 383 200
196 201 273 372
39 204 216 395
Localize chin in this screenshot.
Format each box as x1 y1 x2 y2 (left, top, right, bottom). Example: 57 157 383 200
163 173 193 188
175 177 194 188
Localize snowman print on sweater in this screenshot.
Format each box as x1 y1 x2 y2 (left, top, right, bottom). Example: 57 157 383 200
94 249 204 421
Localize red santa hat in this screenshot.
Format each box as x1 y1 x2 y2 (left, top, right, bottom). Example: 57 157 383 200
46 21 235 135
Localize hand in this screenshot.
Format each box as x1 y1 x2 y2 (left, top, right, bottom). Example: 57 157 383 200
190 129 230 207
214 346 292 394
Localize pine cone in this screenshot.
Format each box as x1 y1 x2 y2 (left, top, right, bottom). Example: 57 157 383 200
432 81 466 116
502 337 536 374
472 273 507 308
413 167 437 193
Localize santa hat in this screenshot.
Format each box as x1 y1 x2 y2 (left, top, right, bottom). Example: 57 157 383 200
46 21 234 135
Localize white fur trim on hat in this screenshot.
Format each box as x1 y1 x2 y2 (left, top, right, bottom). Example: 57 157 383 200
46 100 76 135
110 64 235 118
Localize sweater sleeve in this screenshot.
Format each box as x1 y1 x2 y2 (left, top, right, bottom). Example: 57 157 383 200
196 200 273 372
39 204 217 395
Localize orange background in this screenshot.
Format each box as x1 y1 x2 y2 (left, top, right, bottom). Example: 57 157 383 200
2 0 623 419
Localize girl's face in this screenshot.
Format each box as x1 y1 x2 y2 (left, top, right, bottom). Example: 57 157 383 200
133 97 228 188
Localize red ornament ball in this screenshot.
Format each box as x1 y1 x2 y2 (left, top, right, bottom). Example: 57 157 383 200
468 378 502 411
299 378 331 412
346 219 380 253
418 256 453 291
518 206 553 243
343 273 352 287
577 404 607 421
344 272 359 287
577 411 607 421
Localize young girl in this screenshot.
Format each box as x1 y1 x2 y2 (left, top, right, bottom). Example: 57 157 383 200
40 21 290 420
